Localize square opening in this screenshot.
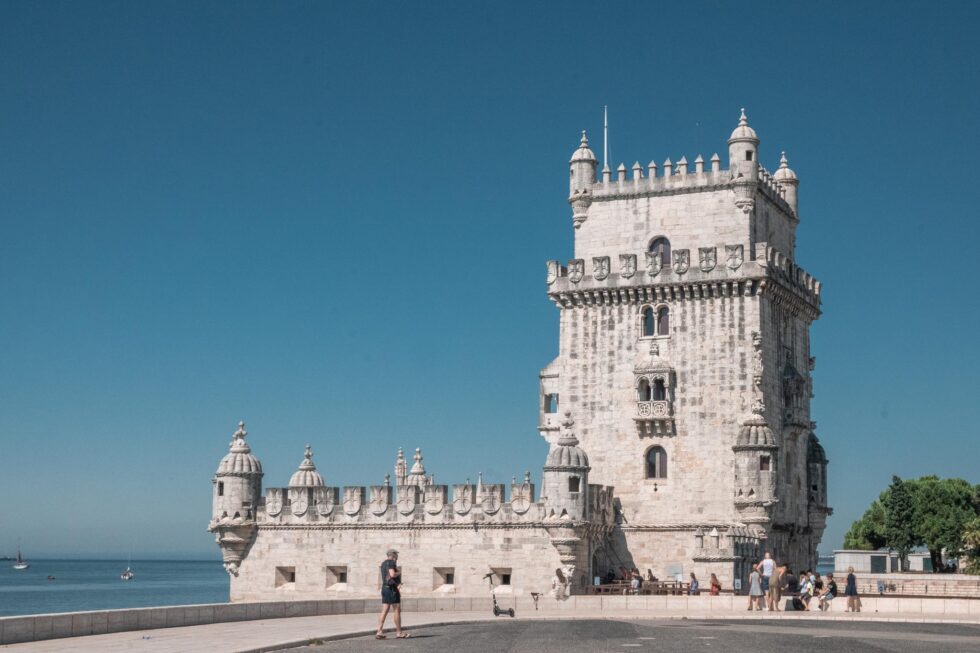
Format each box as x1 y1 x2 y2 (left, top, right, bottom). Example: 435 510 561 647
490 567 512 590
759 455 771 471
433 567 455 591
326 565 348 589
275 566 296 588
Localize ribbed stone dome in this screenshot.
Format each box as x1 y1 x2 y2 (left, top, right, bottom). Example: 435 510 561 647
773 152 797 181
728 108 759 143
288 445 324 487
570 130 597 163
216 421 263 475
734 403 777 449
807 433 827 464
545 412 590 470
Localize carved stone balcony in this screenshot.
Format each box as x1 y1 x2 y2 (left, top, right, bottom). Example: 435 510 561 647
634 401 675 436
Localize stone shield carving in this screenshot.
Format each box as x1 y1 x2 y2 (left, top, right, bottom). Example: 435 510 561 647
619 254 636 279
568 259 584 283
453 484 473 515
369 486 389 516
265 488 283 517
480 485 503 515
290 488 309 517
592 256 610 281
343 487 363 516
673 249 690 274
424 485 446 515
699 247 717 272
645 251 662 277
314 487 336 516
511 483 532 514
546 260 559 285
726 245 744 270
397 486 418 515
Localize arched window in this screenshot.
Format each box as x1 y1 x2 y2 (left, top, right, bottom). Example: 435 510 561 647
638 378 652 401
657 306 670 336
642 307 655 337
645 446 668 479
649 237 671 265
653 379 667 401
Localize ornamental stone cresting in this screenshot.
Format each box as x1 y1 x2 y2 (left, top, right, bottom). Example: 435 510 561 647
210 110 830 600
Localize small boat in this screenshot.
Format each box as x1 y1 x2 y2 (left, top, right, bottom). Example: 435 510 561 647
12 544 29 570
121 566 134 581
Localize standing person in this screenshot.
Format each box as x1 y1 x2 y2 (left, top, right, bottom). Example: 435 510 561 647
376 549 409 640
818 573 838 612
688 572 699 595
768 563 785 612
759 552 775 609
551 567 569 600
747 564 764 610
709 573 721 596
844 567 860 613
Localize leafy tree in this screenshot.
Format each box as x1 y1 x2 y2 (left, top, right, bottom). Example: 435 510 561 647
963 517 980 575
883 476 917 568
844 499 887 550
912 476 976 571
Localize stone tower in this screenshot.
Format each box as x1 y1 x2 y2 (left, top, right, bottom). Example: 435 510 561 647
540 110 830 583
210 421 263 575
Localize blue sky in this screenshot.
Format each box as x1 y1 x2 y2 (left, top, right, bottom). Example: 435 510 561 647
1 2 978 559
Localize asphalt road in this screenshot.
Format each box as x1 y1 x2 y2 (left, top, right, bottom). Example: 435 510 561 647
282 619 980 653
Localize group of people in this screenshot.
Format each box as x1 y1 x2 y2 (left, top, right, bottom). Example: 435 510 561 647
599 567 722 596
747 553 860 613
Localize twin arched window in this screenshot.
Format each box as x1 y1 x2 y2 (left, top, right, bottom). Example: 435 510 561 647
642 306 670 337
645 446 668 479
649 237 671 265
637 378 667 402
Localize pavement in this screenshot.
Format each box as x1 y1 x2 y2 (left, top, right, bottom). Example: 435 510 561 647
4 610 980 653
288 619 980 653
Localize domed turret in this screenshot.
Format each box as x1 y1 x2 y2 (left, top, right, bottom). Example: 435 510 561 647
728 109 760 183
542 411 591 521
404 448 431 486
732 402 778 525
289 445 325 487
773 151 800 215
569 131 597 228
212 421 263 523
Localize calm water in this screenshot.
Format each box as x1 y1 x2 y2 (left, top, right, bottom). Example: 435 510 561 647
0 560 228 617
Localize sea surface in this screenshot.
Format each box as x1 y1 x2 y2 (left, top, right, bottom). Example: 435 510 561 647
0 559 228 617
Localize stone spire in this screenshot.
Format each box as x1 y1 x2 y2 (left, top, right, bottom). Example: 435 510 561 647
405 448 430 486
394 448 407 486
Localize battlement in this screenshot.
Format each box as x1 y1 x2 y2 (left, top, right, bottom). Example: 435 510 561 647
239 479 615 528
545 241 821 310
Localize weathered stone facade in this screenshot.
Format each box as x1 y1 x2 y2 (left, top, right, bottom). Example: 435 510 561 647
210 111 830 600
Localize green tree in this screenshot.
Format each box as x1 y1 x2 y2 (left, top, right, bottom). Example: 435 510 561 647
883 475 917 568
912 476 977 572
964 517 980 575
844 499 887 550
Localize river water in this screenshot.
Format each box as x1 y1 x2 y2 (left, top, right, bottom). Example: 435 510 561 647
0 559 227 617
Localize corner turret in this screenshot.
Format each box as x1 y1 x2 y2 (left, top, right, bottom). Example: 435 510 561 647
211 421 263 576
728 108 760 181
568 131 597 229
732 402 779 529
773 151 799 215
542 411 590 521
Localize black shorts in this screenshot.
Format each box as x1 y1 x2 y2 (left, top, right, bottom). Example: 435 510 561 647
382 586 400 605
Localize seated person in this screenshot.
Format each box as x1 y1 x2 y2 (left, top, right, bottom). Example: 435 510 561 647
818 573 838 611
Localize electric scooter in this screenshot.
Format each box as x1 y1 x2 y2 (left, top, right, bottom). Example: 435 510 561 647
483 572 515 617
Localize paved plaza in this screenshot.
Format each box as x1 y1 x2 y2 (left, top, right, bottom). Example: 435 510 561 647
291 619 980 653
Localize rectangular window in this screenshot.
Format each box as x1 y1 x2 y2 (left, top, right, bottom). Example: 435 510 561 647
759 456 771 471
545 393 559 414
490 567 512 588
326 565 348 588
433 567 455 590
275 566 296 588
501 573 511 586
217 482 224 496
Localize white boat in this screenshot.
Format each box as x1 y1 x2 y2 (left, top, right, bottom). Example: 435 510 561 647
120 566 134 581
12 544 29 570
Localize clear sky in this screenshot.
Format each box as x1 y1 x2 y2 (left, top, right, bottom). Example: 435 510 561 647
1 2 978 559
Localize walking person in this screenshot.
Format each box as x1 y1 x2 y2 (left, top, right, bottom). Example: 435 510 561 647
376 549 410 639
688 572 699 595
844 567 860 613
747 564 764 610
709 573 721 596
551 567 570 600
